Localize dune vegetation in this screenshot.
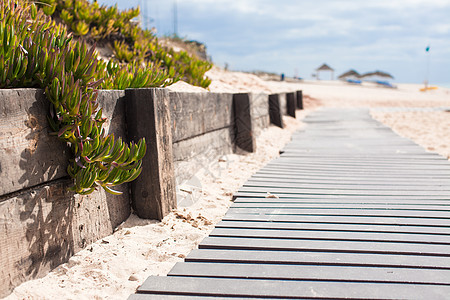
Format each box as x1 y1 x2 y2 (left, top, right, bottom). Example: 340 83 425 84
0 0 211 195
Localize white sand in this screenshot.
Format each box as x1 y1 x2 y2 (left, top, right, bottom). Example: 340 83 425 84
372 110 450 159
5 68 450 300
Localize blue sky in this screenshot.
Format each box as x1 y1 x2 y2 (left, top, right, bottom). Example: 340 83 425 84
96 0 450 84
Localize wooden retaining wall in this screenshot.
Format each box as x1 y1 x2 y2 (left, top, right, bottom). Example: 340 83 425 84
0 89 130 297
0 88 299 297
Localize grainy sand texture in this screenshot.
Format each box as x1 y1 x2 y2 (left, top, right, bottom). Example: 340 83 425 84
5 68 450 300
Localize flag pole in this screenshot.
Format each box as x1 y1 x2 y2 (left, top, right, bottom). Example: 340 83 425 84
424 45 430 89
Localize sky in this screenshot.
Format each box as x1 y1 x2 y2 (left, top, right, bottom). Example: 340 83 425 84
95 0 450 84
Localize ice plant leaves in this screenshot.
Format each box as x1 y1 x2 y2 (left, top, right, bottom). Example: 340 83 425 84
49 0 212 88
0 0 147 195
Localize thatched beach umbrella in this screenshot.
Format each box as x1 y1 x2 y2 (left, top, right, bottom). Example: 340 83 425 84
361 70 394 80
315 63 334 80
361 70 395 88
338 69 360 80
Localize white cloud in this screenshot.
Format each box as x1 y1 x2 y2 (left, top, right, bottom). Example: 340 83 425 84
98 0 450 83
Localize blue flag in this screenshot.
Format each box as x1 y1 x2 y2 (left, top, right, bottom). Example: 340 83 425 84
426 45 430 52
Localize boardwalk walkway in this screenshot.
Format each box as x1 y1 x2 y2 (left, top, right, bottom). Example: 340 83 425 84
131 108 450 299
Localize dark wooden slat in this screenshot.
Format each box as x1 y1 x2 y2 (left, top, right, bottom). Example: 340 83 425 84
231 203 450 211
137 276 450 299
223 213 450 227
235 187 450 196
279 153 446 160
227 207 450 219
265 162 450 171
246 176 450 186
259 166 450 175
216 220 450 235
233 196 450 205
169 262 450 284
251 172 450 181
254 170 450 179
234 192 450 200
209 228 450 244
129 294 248 300
281 150 433 155
185 249 450 269
282 144 425 149
199 236 450 256
243 182 450 191
272 159 450 166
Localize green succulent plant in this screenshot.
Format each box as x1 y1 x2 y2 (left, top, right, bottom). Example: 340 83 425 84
72 20 89 36
48 0 212 88
37 0 56 16
0 0 149 195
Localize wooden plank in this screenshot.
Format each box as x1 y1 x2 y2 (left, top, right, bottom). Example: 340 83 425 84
222 213 450 227
230 203 450 211
129 294 241 300
227 207 450 219
209 228 450 244
273 158 450 165
234 191 450 200
242 182 450 191
0 178 126 298
168 92 233 143
233 197 450 206
185 249 450 269
233 93 255 153
251 171 450 180
268 94 283 128
169 262 450 284
249 93 269 138
254 169 450 178
279 153 446 160
236 187 450 196
172 127 234 183
0 89 128 196
281 145 426 150
126 88 176 220
260 165 450 174
280 149 432 154
286 92 296 118
282 143 421 148
137 276 450 299
259 165 450 174
198 236 450 256
246 176 450 185
296 90 303 109
267 161 450 169
215 220 450 235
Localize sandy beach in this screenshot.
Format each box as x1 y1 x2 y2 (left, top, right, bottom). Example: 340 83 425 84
5 68 450 300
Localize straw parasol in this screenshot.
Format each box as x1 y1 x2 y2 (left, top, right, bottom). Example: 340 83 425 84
338 69 360 80
315 63 334 80
361 70 394 80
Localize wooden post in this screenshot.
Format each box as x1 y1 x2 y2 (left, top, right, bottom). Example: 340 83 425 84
233 93 255 152
125 88 176 220
296 90 303 110
286 92 296 118
269 94 283 128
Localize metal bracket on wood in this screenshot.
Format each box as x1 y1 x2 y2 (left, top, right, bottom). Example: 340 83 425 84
125 88 176 220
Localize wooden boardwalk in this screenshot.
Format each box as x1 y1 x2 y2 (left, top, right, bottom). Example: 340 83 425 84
130 108 450 299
